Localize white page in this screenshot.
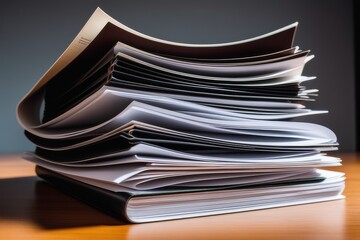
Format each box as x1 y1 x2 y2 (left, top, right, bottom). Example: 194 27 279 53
31 152 340 186
114 42 300 67
217 75 315 87
145 156 341 168
114 58 306 82
175 171 325 188
111 65 314 92
29 151 341 170
25 95 325 145
124 170 318 190
129 170 293 181
58 101 329 139
129 128 335 148
28 155 147 184
111 76 312 103
30 107 337 150
28 153 334 191
184 110 327 120
111 66 313 95
126 118 336 145
32 114 337 151
113 44 310 77
29 143 321 164
107 86 308 109
114 51 311 78
55 168 344 194
25 86 310 137
139 154 340 165
109 64 313 99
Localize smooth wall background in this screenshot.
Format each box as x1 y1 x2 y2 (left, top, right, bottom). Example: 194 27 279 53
0 0 355 152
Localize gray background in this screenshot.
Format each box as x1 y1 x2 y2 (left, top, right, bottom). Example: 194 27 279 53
0 0 355 152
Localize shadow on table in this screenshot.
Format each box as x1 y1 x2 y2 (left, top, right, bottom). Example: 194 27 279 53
0 177 126 229
0 175 347 239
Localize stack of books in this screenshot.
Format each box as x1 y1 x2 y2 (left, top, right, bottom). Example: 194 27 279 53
17 8 344 223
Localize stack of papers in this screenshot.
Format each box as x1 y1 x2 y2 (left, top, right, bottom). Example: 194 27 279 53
17 7 344 223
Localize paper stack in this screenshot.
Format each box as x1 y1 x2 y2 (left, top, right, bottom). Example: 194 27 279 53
17 8 344 223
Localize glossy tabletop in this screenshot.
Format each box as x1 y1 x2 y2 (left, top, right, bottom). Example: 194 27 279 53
0 154 359 240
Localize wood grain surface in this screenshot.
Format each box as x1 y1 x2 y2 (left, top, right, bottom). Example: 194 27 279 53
0 154 358 240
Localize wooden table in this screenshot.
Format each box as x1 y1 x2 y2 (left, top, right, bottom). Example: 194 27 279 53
0 154 359 240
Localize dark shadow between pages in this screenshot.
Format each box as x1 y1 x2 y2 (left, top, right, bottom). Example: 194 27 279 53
0 176 126 229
